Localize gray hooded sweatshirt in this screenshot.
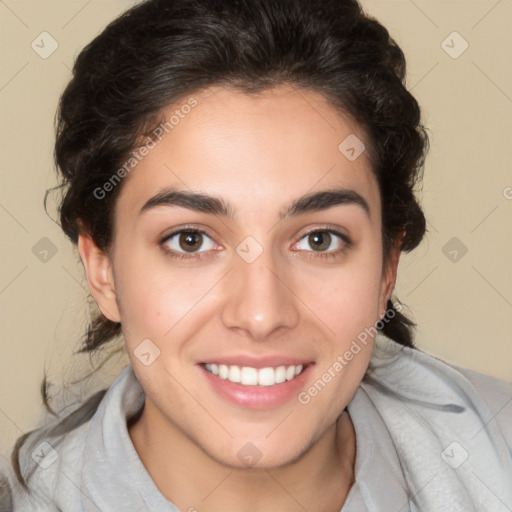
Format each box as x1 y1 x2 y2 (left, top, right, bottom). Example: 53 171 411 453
7 333 512 511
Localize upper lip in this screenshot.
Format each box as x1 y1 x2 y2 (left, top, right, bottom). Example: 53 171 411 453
200 355 313 369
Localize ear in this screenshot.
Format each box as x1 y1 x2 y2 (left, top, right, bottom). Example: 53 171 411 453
378 241 402 320
77 232 121 323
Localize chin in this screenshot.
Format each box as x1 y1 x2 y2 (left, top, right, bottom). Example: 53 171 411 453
202 432 315 471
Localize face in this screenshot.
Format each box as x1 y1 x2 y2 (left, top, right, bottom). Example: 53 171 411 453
80 84 399 469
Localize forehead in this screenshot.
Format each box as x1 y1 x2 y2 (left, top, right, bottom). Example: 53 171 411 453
115 84 380 222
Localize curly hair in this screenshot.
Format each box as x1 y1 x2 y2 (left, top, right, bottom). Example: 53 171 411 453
12 0 428 488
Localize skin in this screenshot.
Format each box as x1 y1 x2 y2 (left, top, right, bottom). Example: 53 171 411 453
78 84 401 511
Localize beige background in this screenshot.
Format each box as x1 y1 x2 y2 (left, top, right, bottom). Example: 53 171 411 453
1 0 511 458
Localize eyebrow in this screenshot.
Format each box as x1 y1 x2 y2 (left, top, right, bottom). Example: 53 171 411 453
139 186 371 220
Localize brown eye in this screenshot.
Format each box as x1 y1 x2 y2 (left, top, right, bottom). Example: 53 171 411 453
307 232 332 252
293 229 350 257
163 230 216 254
179 232 203 252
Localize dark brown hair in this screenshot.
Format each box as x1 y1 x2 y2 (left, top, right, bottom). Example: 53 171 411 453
12 0 428 489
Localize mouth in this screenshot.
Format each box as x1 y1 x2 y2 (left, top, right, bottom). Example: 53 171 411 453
198 359 314 409
203 362 307 387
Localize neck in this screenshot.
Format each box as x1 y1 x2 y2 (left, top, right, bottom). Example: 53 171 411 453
129 399 356 512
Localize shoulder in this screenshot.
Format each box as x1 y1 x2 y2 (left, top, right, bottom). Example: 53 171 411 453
1 455 14 512
449 362 512 443
361 335 512 509
10 384 111 511
366 333 512 446
11 366 136 511
11 415 92 511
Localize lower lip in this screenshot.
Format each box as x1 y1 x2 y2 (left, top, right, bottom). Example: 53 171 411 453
199 364 313 410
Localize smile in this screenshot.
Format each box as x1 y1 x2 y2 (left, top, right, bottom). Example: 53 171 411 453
204 363 305 387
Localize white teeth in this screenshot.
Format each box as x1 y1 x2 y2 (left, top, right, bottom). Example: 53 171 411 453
218 364 229 379
275 366 287 384
258 367 275 386
205 363 219 376
228 365 241 383
240 367 258 385
204 363 304 386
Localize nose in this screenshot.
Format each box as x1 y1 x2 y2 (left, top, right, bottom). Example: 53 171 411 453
220 247 300 341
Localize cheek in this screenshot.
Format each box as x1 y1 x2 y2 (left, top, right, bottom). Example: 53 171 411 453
113 251 224 342
301 259 382 337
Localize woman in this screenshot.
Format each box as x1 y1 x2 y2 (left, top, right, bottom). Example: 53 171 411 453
7 0 512 510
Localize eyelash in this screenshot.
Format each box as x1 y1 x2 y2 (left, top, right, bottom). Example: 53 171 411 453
296 228 352 261
159 225 352 262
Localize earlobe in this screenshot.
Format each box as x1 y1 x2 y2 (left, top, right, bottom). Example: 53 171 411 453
77 233 121 323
